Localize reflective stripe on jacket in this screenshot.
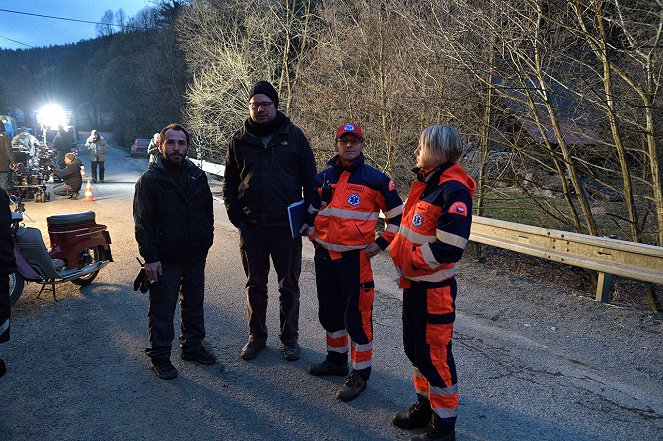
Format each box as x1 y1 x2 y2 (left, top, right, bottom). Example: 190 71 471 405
390 162 476 285
311 154 403 253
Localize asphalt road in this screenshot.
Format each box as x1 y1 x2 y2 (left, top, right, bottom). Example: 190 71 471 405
0 145 661 441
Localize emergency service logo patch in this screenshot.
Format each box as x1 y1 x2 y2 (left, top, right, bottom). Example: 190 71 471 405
344 124 355 131
388 180 396 191
412 212 424 228
347 193 361 206
449 201 468 216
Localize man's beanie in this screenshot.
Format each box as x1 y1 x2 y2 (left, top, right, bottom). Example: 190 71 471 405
249 80 279 109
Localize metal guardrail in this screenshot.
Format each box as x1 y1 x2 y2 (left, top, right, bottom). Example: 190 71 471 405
470 216 663 301
191 159 663 302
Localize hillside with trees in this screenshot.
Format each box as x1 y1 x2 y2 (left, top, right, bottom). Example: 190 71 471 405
0 2 188 146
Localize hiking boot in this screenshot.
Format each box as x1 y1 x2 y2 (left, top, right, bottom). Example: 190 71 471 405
69 192 79 200
336 371 367 402
412 414 456 441
150 358 177 380
181 346 217 365
282 342 300 361
92 178 97 183
393 395 432 429
0 358 6 378
308 359 349 377
240 339 266 361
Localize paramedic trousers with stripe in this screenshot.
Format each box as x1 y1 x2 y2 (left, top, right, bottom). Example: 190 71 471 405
402 277 458 426
314 247 374 379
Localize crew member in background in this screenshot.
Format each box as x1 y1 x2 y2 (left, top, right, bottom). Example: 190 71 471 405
389 125 475 441
85 130 108 183
224 80 317 362
52 125 73 167
147 133 161 167
1 119 14 139
51 152 82 199
0 188 15 379
11 128 39 158
307 122 403 402
0 124 16 192
134 123 217 380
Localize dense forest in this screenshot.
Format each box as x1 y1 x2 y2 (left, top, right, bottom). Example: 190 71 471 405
0 0 662 246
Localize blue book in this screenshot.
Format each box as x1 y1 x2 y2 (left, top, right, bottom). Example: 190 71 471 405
287 199 306 239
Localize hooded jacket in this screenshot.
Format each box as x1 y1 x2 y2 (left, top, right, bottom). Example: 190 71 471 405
390 162 476 286
86 135 109 161
52 158 83 192
133 156 214 264
223 114 316 228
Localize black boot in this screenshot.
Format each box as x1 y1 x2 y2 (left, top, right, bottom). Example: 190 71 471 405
392 395 432 429
412 414 456 441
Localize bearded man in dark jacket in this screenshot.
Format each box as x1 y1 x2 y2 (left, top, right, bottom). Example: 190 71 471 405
133 123 217 380
224 80 317 362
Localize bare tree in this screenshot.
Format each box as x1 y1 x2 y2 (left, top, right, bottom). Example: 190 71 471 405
177 0 316 162
96 10 115 37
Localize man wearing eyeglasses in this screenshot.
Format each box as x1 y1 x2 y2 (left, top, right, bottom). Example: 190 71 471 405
306 123 403 402
224 80 317 363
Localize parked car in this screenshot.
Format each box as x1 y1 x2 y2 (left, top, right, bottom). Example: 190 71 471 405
130 138 150 157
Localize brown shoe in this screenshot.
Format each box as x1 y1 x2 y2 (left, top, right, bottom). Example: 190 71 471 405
336 371 367 402
150 358 177 380
240 339 266 361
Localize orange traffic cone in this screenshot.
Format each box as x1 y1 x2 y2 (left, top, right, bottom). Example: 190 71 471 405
80 165 87 179
83 179 95 202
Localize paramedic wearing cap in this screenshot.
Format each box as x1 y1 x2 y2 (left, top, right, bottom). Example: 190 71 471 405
223 80 317 363
307 122 403 402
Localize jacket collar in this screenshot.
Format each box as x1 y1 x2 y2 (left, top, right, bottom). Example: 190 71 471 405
413 162 454 183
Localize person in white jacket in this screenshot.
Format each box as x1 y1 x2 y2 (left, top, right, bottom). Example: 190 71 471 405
147 133 161 168
85 130 108 182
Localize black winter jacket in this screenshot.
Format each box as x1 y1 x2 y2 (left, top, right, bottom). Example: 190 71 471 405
223 118 316 228
52 159 83 192
133 156 214 264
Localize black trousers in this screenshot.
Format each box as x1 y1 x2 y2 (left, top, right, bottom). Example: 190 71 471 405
0 274 9 343
91 161 104 181
314 248 374 379
145 257 207 360
239 223 302 345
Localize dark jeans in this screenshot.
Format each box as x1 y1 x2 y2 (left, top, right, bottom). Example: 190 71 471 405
91 161 104 181
52 183 72 196
239 223 302 345
145 257 207 360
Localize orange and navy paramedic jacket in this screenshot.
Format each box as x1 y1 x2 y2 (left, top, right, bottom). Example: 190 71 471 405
390 163 476 286
309 154 403 254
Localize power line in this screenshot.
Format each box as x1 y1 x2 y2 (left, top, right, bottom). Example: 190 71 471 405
0 33 33 48
0 8 146 30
